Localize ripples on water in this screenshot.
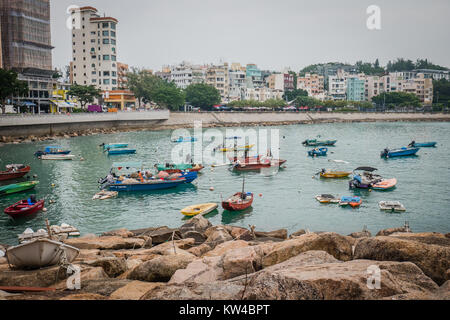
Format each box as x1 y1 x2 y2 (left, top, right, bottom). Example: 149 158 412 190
0 122 449 244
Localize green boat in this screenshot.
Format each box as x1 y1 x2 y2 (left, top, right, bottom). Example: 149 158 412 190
155 163 204 173
302 139 337 147
0 181 39 196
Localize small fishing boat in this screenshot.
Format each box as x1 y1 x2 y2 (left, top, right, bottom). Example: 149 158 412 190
0 164 31 181
40 154 76 160
216 144 255 153
303 139 337 147
308 148 328 157
4 196 44 218
408 141 436 148
349 167 382 189
231 156 287 171
318 169 352 179
155 163 204 174
35 146 71 157
181 203 218 217
379 201 406 212
0 181 39 196
372 178 397 190
6 238 79 269
380 147 420 158
315 194 340 203
92 190 118 200
172 137 198 143
101 143 128 150
107 148 136 155
222 176 253 211
339 196 362 208
105 177 187 192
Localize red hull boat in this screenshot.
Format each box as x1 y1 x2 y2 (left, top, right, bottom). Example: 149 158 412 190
4 199 45 218
222 192 253 211
0 165 31 181
232 158 287 171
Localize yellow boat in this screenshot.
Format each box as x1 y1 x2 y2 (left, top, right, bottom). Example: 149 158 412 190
181 203 218 217
319 171 352 178
218 145 255 153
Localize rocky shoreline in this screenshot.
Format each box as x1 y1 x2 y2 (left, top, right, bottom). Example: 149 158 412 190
1 217 449 300
1 112 450 145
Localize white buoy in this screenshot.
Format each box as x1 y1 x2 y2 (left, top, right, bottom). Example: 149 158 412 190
43 208 47 212
210 187 215 191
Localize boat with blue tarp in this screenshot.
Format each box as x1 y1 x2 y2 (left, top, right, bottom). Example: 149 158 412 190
35 146 71 157
308 148 328 157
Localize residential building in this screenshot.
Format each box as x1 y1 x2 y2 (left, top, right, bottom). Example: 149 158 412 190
245 87 283 102
346 77 366 101
70 6 119 91
267 74 285 91
246 64 263 88
413 69 449 81
117 62 129 89
328 69 349 100
50 80 78 113
170 62 193 89
155 66 171 82
206 63 229 103
401 73 433 105
0 0 55 113
297 73 325 100
103 90 136 110
228 63 246 101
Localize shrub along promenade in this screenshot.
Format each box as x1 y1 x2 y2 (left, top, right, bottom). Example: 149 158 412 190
1 111 450 142
0 216 449 300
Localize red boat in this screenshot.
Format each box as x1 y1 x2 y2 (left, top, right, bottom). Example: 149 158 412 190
4 199 45 218
231 156 287 171
0 164 31 181
222 192 254 211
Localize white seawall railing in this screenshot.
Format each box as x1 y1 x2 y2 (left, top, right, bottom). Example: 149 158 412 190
0 110 170 127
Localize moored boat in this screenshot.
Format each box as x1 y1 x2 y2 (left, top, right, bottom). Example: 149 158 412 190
379 201 406 212
6 238 79 269
107 148 136 155
172 137 198 143
372 178 397 190
318 169 351 178
408 141 436 148
349 167 382 189
101 143 129 150
380 147 420 158
92 190 118 200
105 177 187 192
35 146 71 157
308 148 328 157
222 192 254 211
315 194 340 203
0 181 39 196
155 163 204 174
40 154 75 160
215 144 255 153
4 196 44 218
231 156 287 171
339 196 362 208
303 139 337 147
181 203 218 217
0 164 31 181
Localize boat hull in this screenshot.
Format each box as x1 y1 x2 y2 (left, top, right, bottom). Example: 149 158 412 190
308 148 328 157
412 142 436 148
4 199 44 218
181 203 218 216
0 166 31 181
103 144 128 150
0 181 39 196
372 178 397 190
6 239 79 269
381 147 420 158
107 179 186 192
108 149 136 155
221 192 254 211
303 140 337 147
320 171 351 178
232 159 287 171
40 155 75 160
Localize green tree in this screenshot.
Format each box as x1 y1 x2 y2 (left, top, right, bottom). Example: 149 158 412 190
152 82 185 110
67 84 101 109
433 79 450 106
0 69 29 114
283 89 308 103
372 92 421 107
185 83 221 110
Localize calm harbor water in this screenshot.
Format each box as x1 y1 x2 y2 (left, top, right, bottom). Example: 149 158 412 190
0 121 449 245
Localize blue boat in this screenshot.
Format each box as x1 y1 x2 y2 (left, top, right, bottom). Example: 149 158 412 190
102 143 128 150
35 146 71 157
106 178 187 192
179 171 198 183
408 141 437 148
308 147 328 157
172 137 197 143
380 147 420 158
107 148 136 155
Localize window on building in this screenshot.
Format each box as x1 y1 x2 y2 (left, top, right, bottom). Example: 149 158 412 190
112 71 117 77
103 39 110 44
112 48 116 53
102 30 109 36
92 71 96 75
112 79 117 85
91 63 95 68
111 23 116 30
111 39 116 45
92 79 96 83
103 22 109 28
111 31 116 37
91 31 96 35
103 55 110 61
103 71 110 76
91 39 95 43
104 79 110 85
111 55 116 61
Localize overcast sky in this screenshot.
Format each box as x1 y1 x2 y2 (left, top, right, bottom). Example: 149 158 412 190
50 0 450 72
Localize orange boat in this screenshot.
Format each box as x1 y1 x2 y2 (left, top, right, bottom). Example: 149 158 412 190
372 178 397 190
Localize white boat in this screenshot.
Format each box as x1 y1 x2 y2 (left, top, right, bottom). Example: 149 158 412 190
379 201 406 212
6 238 79 269
40 154 76 160
315 194 340 203
93 190 118 200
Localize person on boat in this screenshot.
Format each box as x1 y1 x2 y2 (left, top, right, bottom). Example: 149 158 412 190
27 194 37 205
408 141 416 147
138 171 144 183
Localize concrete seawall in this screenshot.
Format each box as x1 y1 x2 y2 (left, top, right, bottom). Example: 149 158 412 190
0 110 170 137
1 111 449 139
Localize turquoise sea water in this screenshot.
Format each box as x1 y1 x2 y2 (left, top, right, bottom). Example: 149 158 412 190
0 121 449 245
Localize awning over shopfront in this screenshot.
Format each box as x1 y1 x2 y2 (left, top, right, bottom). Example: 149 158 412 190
18 101 37 107
50 100 78 108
